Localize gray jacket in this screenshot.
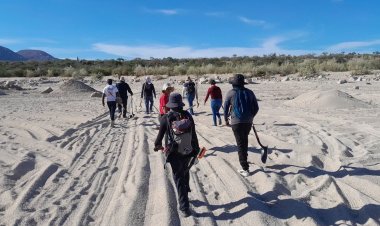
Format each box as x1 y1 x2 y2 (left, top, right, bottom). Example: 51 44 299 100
223 86 259 125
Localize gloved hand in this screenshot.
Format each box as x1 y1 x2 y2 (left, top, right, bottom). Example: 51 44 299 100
154 145 163 152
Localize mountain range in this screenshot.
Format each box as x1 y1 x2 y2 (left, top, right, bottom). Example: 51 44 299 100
0 46 57 61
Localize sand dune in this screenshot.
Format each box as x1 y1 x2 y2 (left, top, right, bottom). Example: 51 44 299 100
0 74 379 225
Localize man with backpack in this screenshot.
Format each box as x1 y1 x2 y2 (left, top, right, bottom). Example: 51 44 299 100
182 77 199 115
141 76 156 114
224 74 259 177
102 78 120 127
116 77 133 118
154 92 200 217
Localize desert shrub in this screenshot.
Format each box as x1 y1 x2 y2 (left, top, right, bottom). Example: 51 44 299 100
298 59 319 76
316 59 347 72
173 64 187 75
26 69 37 77
47 68 61 77
187 66 202 75
134 65 145 76
347 58 372 75
63 66 75 77
91 73 103 81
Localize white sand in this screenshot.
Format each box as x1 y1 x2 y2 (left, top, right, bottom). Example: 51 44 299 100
0 73 380 226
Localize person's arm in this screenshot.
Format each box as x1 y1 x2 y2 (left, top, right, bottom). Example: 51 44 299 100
251 92 259 118
153 84 156 98
141 83 145 99
204 87 211 104
224 90 233 125
154 115 168 150
127 84 133 95
115 87 120 97
182 85 186 98
189 114 200 155
195 84 199 102
102 93 106 106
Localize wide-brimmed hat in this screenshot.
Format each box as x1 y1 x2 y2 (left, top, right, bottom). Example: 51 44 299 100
229 74 247 86
166 93 185 108
162 82 173 91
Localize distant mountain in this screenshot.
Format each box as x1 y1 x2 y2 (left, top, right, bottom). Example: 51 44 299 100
0 46 26 61
17 49 57 61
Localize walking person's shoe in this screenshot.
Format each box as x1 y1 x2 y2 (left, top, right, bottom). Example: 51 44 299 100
238 169 249 177
218 117 222 125
179 208 192 218
110 120 115 127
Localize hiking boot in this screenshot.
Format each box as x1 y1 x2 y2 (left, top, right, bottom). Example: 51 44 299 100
238 169 249 177
179 208 192 218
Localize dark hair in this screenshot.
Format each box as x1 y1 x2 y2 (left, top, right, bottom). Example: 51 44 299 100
107 79 113 85
210 79 216 85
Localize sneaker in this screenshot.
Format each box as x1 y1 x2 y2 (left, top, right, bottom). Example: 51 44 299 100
238 169 249 177
179 208 192 218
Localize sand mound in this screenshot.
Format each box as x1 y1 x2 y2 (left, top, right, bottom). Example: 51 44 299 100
285 89 370 109
58 79 97 93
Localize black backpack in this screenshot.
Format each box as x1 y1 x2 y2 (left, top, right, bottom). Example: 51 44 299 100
186 82 195 94
166 111 193 156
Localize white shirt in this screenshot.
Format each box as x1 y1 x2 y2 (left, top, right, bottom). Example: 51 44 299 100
103 85 119 102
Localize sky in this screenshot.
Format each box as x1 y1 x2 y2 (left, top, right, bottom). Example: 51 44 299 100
1 0 380 60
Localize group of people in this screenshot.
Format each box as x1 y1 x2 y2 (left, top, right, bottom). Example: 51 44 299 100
102 74 260 217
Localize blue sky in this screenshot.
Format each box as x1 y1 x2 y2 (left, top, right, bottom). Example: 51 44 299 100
1 0 380 59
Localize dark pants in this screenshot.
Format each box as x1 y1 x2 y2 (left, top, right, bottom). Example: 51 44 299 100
107 101 117 121
232 123 252 171
117 97 128 117
169 153 191 211
145 96 154 113
187 93 195 115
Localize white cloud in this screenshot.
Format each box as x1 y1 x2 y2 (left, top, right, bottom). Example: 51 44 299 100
327 39 380 52
92 36 310 59
238 16 269 28
145 8 179 15
205 12 227 17
0 38 20 45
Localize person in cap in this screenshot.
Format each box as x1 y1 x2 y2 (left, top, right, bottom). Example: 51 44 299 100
182 76 199 115
141 76 156 114
224 74 259 177
154 92 200 217
159 83 174 118
116 77 133 118
204 79 223 126
102 79 120 127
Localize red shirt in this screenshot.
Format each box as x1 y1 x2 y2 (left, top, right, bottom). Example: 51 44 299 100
205 85 222 102
159 93 170 114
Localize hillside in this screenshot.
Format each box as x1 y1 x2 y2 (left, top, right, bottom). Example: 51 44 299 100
17 49 56 61
0 46 26 61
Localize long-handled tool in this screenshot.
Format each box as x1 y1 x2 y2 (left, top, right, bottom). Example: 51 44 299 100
252 125 268 164
129 96 135 118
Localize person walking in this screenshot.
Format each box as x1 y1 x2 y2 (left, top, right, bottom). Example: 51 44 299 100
102 79 119 127
154 93 200 217
204 79 223 126
224 74 259 177
182 77 199 115
140 76 156 114
159 83 174 118
116 77 133 118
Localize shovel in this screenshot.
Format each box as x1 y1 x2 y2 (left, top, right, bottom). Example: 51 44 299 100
252 125 268 164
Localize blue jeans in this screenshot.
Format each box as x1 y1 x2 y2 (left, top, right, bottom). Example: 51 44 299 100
145 96 154 113
211 99 222 125
187 93 195 115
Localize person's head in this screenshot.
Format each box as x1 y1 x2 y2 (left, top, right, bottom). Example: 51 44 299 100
186 76 192 82
162 83 174 94
146 76 152 84
120 77 125 82
166 93 185 111
210 79 216 85
107 79 113 85
229 74 247 87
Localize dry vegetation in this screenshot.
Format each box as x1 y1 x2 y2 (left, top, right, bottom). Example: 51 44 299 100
1 53 380 79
